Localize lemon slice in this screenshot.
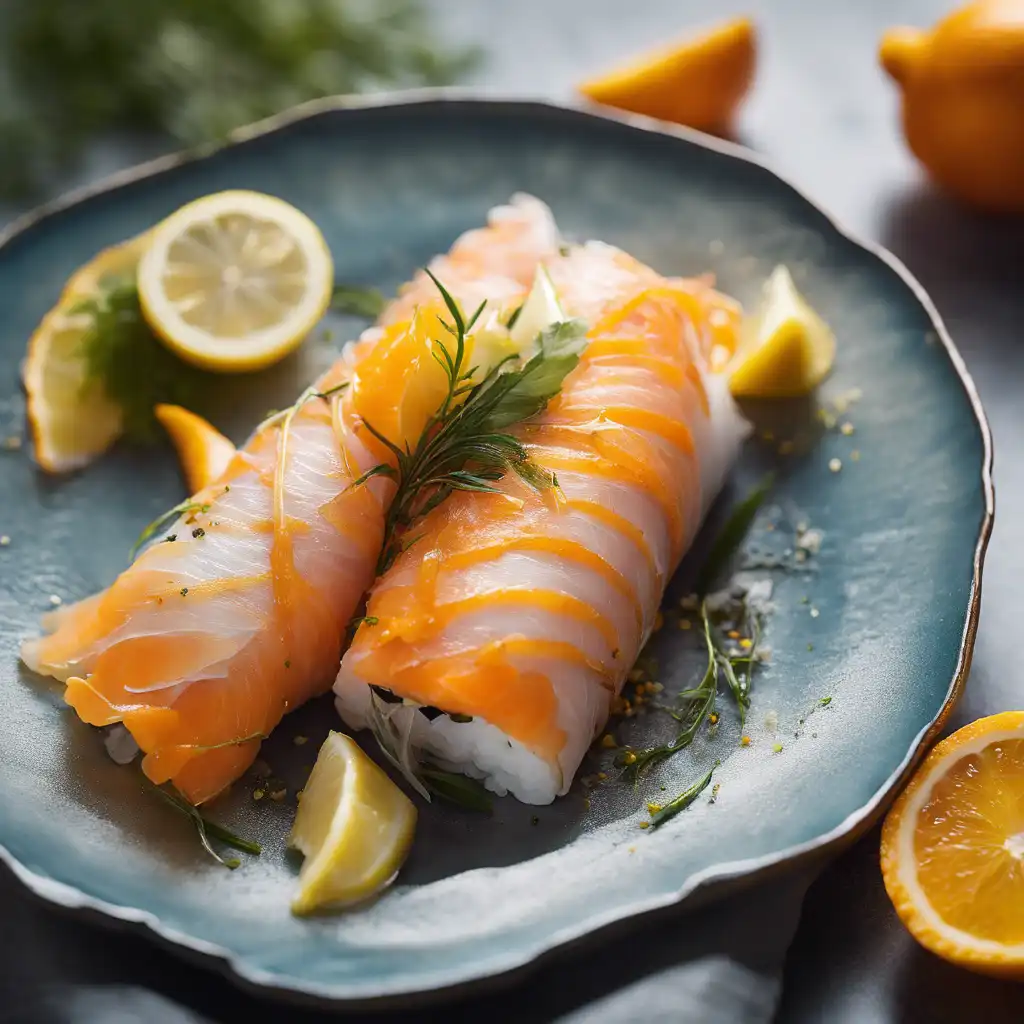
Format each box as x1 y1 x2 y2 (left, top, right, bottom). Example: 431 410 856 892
23 234 149 472
289 732 416 915
155 404 236 494
881 712 1024 977
728 265 836 398
137 191 334 373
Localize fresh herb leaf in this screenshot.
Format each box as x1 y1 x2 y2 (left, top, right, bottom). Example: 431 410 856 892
331 284 387 319
696 475 775 596
147 780 260 869
358 272 587 574
420 768 493 813
76 279 215 444
649 762 718 828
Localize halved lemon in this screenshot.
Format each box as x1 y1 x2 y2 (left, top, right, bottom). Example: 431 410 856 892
577 17 757 135
728 265 836 398
137 191 334 373
155 404 236 494
289 732 416 915
23 234 149 472
881 712 1024 978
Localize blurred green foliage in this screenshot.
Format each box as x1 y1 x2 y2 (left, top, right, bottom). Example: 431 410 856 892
0 0 478 197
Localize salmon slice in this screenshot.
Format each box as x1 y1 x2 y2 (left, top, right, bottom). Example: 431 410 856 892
334 241 748 804
21 195 560 804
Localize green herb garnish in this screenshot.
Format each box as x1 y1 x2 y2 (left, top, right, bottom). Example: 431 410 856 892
695 474 774 596
648 761 718 829
0 0 479 199
420 768 493 813
75 280 214 445
357 270 587 574
147 780 260 869
622 605 718 777
131 497 211 560
332 284 387 319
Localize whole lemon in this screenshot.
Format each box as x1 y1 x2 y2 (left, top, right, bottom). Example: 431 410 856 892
880 0 1024 213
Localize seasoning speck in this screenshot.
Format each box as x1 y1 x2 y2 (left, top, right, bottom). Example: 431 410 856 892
180 587 188 597
253 788 265 801
600 733 617 749
740 735 751 747
638 821 650 830
807 643 814 652
653 610 664 632
623 751 638 765
284 659 291 669
840 422 855 436
679 617 692 630
191 527 205 539
48 594 62 606
810 607 820 618
772 742 784 753
851 449 861 462
829 458 842 473
0 535 9 547
269 788 287 802
293 735 308 746
646 802 662 815
531 815 540 826
709 712 720 725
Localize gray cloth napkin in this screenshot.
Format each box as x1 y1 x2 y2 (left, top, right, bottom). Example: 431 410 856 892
1 859 814 1024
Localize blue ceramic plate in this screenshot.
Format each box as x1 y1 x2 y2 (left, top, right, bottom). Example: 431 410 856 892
0 95 992 1006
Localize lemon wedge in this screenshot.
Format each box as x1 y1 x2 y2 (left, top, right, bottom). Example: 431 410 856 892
289 732 416 915
23 234 149 472
137 191 334 373
155 404 236 493
728 265 835 398
509 264 566 351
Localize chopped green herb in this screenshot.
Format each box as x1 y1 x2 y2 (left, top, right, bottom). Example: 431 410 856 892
649 762 718 829
131 498 211 560
819 696 832 707
331 284 387 319
147 779 260 869
696 475 774 596
179 587 188 597
73 280 216 443
420 768 493 813
191 527 205 539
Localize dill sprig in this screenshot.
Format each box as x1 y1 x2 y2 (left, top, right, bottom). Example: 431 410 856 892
147 780 260 870
621 605 718 777
648 761 718 829
357 270 588 574
1 0 479 199
74 278 215 445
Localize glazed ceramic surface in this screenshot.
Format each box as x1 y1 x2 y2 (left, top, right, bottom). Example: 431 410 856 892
0 96 991 1005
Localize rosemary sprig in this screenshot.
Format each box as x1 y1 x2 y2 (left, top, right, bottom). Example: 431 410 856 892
649 761 719 829
621 605 718 777
696 474 774 596
331 284 387 319
358 271 587 574
147 780 260 869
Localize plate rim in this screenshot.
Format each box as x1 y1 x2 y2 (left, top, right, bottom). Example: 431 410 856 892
0 89 995 1008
